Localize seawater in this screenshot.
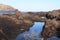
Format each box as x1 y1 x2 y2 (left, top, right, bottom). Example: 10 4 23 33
15 22 60 40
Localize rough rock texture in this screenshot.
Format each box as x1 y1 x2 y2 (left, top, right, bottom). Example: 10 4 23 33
0 4 60 40
0 11 34 40
0 10 46 40
0 4 34 40
41 10 60 40
0 4 45 40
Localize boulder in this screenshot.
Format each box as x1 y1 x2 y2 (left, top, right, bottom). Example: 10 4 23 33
41 10 60 40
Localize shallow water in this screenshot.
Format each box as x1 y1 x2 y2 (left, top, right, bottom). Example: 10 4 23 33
15 22 60 40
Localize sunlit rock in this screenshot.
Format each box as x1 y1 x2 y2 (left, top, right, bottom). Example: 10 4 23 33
41 10 60 40
0 4 60 40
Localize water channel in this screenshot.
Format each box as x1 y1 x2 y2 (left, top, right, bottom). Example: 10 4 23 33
15 22 60 40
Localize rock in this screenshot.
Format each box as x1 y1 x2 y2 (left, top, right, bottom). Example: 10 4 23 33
0 11 46 40
0 4 34 40
0 4 60 40
0 4 15 11
41 10 60 40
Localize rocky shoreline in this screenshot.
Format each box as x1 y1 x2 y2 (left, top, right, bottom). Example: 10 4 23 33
0 4 60 40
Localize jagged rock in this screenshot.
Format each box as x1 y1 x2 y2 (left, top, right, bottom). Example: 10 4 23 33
0 11 46 40
0 4 34 40
0 14 34 40
41 10 60 40
0 4 60 40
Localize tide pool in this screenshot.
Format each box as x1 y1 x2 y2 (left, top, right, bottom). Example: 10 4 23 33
15 22 45 40
15 22 60 40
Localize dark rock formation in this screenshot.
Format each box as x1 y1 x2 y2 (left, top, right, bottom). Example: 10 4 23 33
0 10 46 40
0 11 34 40
0 4 60 40
0 4 34 40
41 10 60 40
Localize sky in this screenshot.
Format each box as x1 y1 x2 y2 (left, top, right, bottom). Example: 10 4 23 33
0 0 60 12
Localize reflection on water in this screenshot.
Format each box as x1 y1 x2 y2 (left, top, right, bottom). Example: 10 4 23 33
15 22 45 40
30 22 45 34
15 22 60 40
48 37 60 40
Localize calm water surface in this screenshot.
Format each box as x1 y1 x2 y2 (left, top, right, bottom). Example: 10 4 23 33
15 22 60 40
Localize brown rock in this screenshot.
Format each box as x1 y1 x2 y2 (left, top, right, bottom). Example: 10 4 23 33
0 4 60 40
41 10 60 40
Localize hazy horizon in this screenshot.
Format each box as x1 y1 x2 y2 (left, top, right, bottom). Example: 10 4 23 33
0 0 60 12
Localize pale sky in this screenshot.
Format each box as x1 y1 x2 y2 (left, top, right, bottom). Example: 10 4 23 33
0 0 60 12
